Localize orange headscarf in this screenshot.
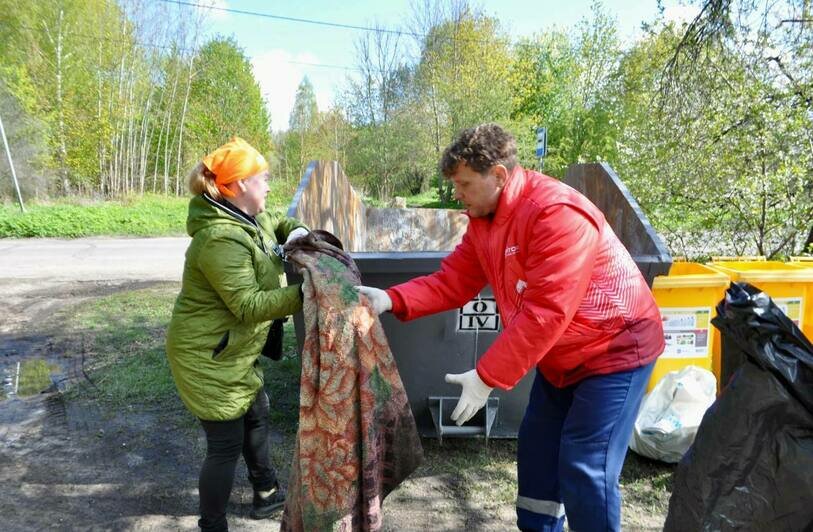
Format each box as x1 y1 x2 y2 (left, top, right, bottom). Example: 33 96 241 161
202 137 269 198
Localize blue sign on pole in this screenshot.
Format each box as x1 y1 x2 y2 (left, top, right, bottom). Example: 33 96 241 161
535 127 547 158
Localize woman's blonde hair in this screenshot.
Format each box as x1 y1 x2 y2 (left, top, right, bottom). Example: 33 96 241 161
187 161 222 199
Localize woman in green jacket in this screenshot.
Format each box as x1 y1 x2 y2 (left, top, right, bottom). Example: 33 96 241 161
166 137 307 532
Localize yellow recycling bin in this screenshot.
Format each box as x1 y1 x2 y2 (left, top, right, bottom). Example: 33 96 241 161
707 260 813 342
787 258 813 340
649 262 730 392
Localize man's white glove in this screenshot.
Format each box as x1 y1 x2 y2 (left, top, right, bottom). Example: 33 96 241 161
354 286 392 315
445 369 493 426
285 227 309 244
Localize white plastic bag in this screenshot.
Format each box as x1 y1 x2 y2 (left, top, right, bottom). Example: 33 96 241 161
629 365 717 463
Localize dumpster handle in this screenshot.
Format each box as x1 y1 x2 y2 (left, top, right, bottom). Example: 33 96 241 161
428 396 498 444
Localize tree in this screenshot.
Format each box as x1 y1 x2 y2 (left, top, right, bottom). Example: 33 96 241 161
184 37 272 170
509 2 621 177
413 3 513 201
652 0 812 256
287 76 319 175
612 15 812 258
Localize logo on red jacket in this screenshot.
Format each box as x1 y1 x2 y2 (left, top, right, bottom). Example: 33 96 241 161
504 245 519 257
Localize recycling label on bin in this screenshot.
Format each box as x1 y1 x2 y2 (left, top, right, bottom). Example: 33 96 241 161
775 297 803 327
660 307 711 359
458 297 500 332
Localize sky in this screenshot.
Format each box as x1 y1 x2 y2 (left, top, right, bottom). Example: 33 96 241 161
178 0 700 131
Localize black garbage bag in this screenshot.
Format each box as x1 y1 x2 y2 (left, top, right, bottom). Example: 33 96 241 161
664 282 813 531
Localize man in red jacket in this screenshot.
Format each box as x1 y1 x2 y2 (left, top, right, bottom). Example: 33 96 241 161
356 124 664 531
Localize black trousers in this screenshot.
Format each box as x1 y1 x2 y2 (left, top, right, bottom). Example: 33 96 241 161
198 389 277 532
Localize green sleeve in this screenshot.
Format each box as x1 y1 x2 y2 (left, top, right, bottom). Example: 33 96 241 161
274 216 308 244
197 234 302 323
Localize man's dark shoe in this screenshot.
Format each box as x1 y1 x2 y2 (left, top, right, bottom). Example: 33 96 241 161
250 484 286 519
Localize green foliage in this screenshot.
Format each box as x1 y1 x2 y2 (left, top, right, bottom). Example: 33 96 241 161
185 37 272 159
510 2 621 177
1 0 809 258
0 195 189 237
611 14 813 258
289 77 319 133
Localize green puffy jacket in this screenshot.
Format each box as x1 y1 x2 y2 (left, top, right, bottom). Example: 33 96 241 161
166 194 304 421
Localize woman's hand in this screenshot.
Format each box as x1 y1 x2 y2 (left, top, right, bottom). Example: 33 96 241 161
285 227 309 244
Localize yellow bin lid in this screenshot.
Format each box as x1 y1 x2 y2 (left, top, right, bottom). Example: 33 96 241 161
652 262 730 289
711 255 766 262
706 261 813 282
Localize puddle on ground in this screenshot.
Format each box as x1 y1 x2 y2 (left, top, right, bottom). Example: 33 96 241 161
1 358 61 400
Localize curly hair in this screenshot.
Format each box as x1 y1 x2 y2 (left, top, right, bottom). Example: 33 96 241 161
440 123 518 177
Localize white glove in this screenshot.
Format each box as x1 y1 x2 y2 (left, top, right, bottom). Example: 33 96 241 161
354 285 392 315
285 227 309 244
445 369 493 426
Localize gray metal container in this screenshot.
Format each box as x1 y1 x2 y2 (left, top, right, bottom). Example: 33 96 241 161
286 161 671 439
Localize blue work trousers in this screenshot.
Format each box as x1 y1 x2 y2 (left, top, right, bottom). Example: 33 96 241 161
516 362 654 532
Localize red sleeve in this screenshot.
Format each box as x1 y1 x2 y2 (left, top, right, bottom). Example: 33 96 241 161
386 227 488 321
476 205 601 389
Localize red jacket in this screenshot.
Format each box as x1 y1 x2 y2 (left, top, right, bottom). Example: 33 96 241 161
387 167 664 389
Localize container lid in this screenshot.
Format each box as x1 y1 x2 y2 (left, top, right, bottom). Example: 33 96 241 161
653 262 730 289
711 255 766 262
706 261 813 282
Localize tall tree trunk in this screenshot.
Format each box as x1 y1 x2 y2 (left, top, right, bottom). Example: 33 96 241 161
97 40 106 196
162 64 180 194
175 57 195 196
138 87 154 194
44 9 71 194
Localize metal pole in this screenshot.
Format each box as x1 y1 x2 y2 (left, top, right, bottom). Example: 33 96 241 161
0 112 25 213
14 361 20 396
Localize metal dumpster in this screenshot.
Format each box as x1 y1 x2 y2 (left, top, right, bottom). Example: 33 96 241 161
286 161 671 439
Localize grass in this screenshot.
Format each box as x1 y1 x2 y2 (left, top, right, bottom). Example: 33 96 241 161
0 194 189 238
60 284 180 406
57 283 303 418
260 321 303 428
404 187 462 209
0 179 461 238
360 187 461 210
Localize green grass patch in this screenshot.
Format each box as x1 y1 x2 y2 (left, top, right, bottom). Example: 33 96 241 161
620 452 675 515
60 284 179 406
57 283 304 426
0 195 190 238
361 188 462 210
48 282 673 525
405 188 461 209
259 319 302 430
418 438 518 505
